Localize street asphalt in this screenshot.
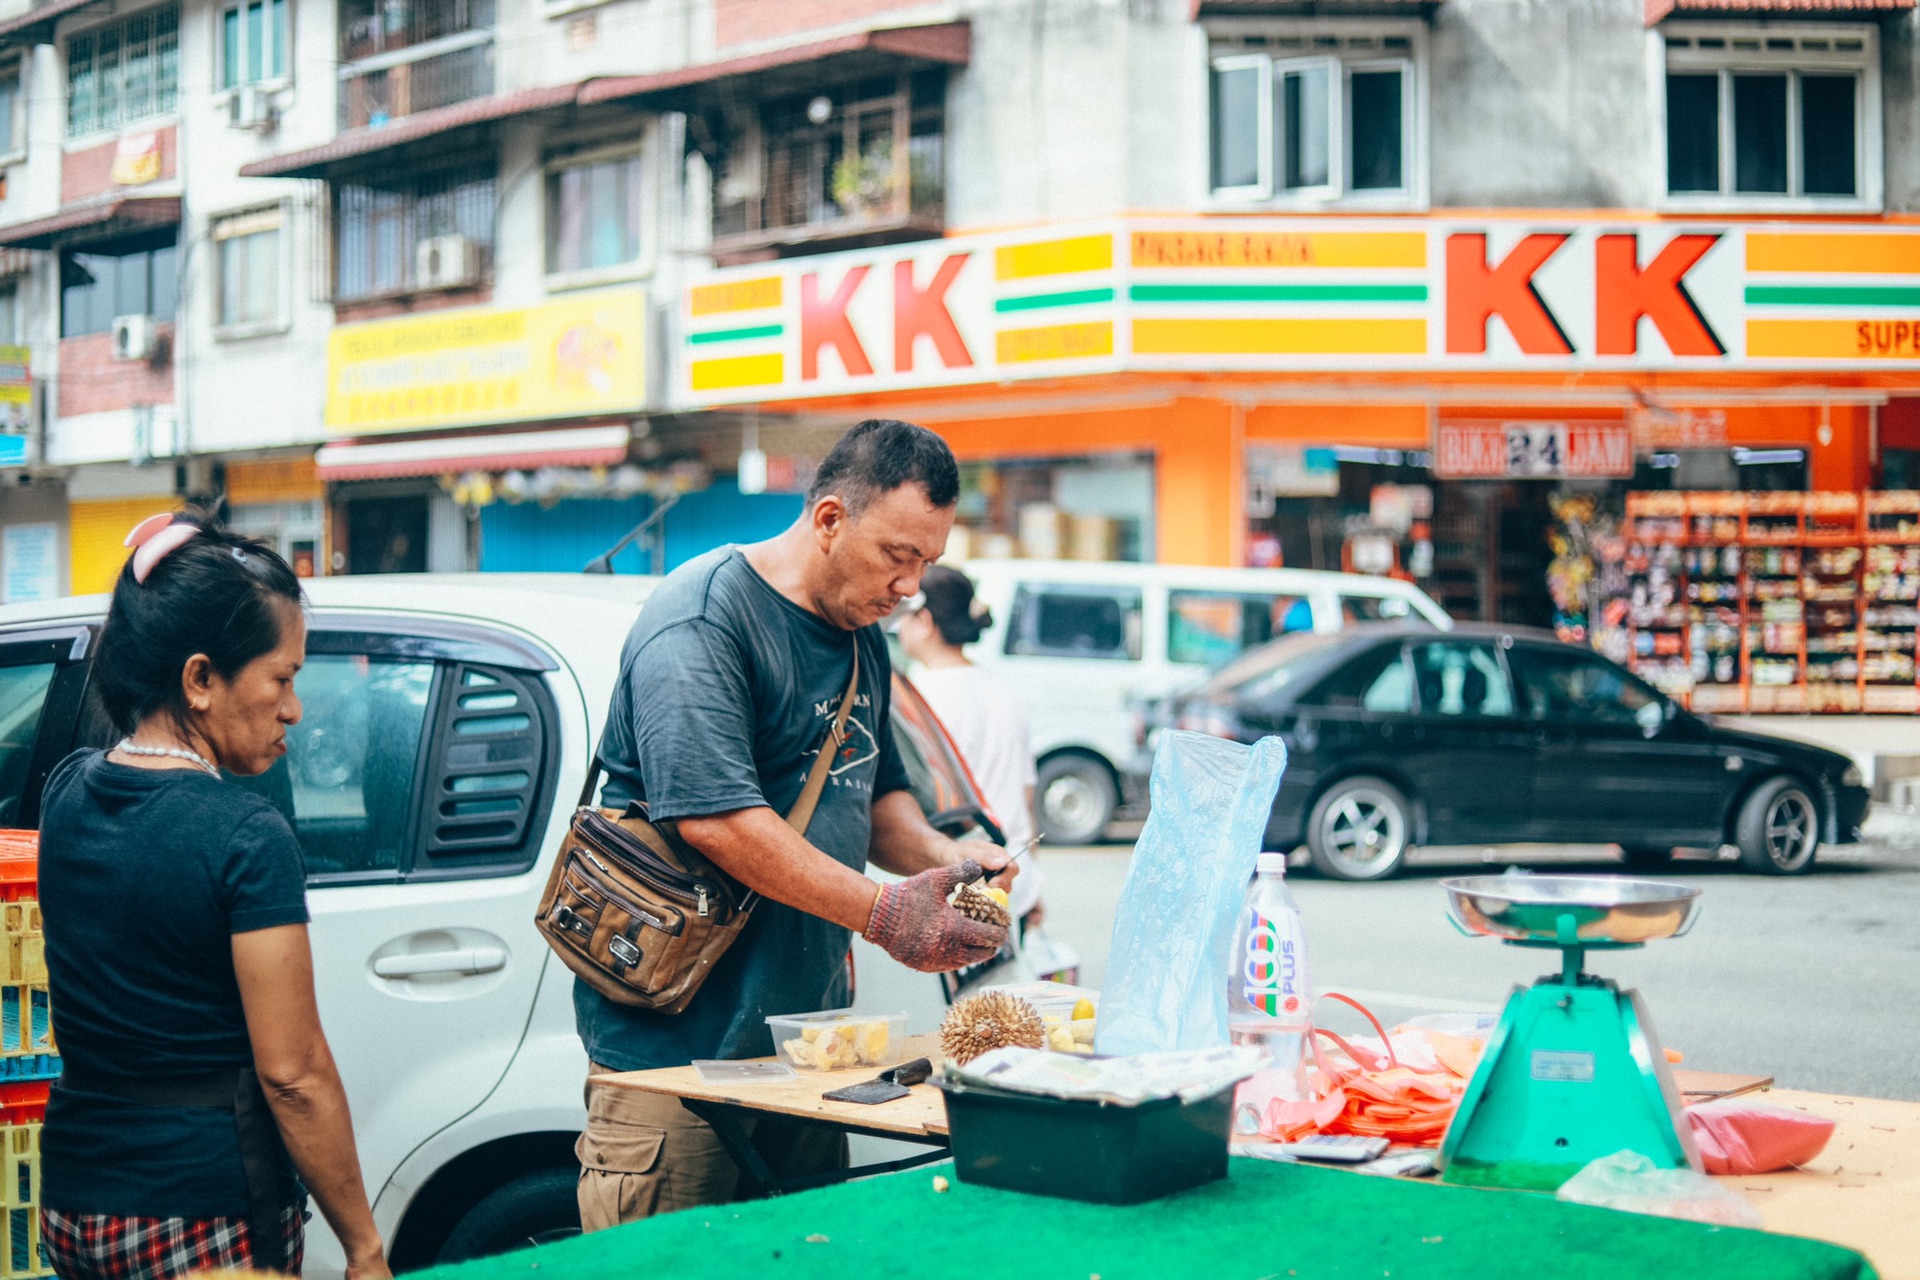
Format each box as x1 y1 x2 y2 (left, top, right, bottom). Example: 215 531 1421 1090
1036 806 1920 1102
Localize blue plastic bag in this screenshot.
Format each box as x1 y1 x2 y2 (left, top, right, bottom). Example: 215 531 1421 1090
1093 730 1288 1055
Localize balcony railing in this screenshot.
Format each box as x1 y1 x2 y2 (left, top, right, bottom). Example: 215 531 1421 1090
337 0 493 130
712 75 945 254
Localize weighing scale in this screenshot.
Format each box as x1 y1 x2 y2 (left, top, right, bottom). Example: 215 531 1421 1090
1436 874 1703 1191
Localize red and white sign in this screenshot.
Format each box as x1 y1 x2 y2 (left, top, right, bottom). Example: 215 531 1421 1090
1435 420 1633 480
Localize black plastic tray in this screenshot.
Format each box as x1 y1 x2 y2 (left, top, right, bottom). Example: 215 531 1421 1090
933 1075 1232 1204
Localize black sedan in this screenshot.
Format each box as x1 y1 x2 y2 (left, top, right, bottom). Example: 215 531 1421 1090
1133 624 1871 880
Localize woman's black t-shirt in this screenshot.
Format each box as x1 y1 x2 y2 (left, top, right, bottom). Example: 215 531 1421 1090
38 750 310 1217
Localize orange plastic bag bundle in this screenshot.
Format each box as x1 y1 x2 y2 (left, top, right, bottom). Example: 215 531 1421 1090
1254 995 1482 1147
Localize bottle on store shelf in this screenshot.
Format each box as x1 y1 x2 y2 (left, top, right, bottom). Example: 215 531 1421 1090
1227 852 1313 1135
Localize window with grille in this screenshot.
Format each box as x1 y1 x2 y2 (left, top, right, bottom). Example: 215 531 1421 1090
334 159 494 300
66 5 180 137
213 205 285 333
546 148 647 277
1208 26 1422 204
59 233 178 337
1661 27 1878 206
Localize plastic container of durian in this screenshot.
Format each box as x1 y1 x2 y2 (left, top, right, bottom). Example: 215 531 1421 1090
767 1009 908 1071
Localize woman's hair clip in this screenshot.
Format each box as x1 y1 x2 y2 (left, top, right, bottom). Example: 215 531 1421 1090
124 513 199 585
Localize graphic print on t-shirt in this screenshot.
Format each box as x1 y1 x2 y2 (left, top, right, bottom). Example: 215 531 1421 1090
803 691 879 785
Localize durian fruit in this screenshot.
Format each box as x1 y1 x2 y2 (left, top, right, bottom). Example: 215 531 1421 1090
951 881 1012 929
940 991 1044 1065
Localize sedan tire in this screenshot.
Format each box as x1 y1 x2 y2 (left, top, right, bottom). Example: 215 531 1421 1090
1735 776 1821 875
1306 776 1412 881
1036 753 1117 845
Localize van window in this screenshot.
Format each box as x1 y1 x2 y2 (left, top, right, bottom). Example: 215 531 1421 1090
1167 591 1312 666
1339 593 1427 625
1005 586 1142 661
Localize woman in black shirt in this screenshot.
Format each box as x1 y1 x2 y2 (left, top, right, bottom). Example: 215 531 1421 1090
38 510 388 1280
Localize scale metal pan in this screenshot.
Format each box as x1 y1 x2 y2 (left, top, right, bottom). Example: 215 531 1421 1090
1441 874 1701 945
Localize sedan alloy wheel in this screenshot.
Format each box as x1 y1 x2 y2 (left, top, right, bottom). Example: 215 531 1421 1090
1735 776 1820 875
1306 776 1412 880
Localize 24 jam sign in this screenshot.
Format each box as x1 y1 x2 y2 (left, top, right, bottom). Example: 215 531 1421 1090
1435 420 1634 480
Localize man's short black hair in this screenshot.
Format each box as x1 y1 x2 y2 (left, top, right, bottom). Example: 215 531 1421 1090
807 419 959 515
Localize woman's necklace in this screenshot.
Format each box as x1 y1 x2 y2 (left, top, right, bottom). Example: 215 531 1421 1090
114 738 221 779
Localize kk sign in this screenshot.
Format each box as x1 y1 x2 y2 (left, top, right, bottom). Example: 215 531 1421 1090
676 217 1920 406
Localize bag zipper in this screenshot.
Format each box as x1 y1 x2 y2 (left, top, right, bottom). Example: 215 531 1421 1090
567 858 685 937
577 810 734 916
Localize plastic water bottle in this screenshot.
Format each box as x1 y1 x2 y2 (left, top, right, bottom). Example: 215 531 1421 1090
1228 852 1312 1133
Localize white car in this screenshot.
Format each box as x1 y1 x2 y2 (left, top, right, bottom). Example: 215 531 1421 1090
952 561 1453 842
0 573 979 1274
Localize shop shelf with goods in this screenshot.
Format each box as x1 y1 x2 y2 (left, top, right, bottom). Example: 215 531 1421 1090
1681 493 1745 714
1862 493 1920 712
1610 491 1920 715
1622 493 1691 699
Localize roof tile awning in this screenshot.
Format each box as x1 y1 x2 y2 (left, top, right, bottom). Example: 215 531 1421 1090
0 196 182 250
577 22 971 109
314 425 632 482
239 83 582 181
1194 1 1439 14
1647 0 1911 20
0 0 105 50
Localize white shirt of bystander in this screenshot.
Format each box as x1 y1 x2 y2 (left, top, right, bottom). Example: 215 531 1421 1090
910 664 1044 920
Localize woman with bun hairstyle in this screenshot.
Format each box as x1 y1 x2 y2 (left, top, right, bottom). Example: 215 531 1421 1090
898 565 1046 926
36 509 388 1280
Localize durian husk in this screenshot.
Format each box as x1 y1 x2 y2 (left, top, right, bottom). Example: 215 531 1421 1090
951 880 1012 928
940 991 1044 1065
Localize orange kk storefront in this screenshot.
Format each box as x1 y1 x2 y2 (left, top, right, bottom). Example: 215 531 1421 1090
674 214 1919 627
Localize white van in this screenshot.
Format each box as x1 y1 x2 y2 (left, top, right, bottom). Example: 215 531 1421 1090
951 561 1453 843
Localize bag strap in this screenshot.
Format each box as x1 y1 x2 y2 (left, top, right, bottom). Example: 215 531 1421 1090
575 642 864 839
785 643 860 836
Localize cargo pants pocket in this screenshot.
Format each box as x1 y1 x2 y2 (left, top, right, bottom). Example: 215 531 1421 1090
576 1063 736 1230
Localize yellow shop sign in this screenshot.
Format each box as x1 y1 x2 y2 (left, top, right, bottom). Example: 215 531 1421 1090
325 288 647 433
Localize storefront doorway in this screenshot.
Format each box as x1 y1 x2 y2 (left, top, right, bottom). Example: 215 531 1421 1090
346 495 429 575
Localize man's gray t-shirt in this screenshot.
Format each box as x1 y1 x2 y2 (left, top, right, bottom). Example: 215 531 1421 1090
576 546 910 1070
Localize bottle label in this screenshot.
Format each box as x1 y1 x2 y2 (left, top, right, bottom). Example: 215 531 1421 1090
1241 910 1304 1017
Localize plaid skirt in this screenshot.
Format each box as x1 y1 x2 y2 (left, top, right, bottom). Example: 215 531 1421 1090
40 1203 306 1280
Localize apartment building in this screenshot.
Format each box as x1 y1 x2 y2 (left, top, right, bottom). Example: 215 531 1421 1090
0 0 1911 601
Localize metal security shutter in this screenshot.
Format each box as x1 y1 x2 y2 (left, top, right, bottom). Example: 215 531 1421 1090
67 497 175 595
419 663 557 872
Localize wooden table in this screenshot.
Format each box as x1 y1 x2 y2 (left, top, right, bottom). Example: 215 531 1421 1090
594 1034 952 1196
597 1046 1918 1277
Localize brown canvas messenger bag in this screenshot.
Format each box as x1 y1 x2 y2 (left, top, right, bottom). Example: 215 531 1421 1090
534 647 861 1014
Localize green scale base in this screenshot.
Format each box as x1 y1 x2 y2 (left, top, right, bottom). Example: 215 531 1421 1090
1439 940 1698 1191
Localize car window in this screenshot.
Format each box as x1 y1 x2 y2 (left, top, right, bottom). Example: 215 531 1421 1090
1409 641 1515 718
1304 644 1414 713
232 656 436 878
1167 591 1311 666
1005 586 1142 661
1508 645 1665 731
0 662 56 826
1340 593 1429 626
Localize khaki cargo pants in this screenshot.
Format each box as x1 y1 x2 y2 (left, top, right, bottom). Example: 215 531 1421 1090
577 1062 848 1231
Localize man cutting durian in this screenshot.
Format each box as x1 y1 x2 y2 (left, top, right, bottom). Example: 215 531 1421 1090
574 419 1017 1231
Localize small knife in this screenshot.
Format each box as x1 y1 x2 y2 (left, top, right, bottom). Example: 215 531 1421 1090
822 1057 934 1105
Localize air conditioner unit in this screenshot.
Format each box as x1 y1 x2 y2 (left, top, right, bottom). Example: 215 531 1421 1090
416 235 479 290
111 314 156 362
226 85 277 132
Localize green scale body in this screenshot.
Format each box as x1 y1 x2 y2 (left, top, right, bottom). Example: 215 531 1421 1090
1438 924 1700 1191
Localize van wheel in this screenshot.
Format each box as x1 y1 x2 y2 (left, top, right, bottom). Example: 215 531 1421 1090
1735 776 1820 875
437 1166 581 1264
1036 754 1117 845
1306 777 1411 881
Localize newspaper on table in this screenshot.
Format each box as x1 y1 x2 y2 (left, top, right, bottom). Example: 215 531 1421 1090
946 1045 1265 1106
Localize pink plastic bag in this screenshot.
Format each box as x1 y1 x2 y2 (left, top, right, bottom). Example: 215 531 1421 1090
1686 1099 1835 1174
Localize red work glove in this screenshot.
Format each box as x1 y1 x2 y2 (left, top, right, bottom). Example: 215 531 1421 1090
863 859 1008 974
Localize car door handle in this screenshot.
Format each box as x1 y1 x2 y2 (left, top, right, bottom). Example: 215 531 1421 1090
372 947 507 978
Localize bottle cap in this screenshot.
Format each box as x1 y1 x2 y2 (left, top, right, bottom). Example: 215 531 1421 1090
1255 852 1289 874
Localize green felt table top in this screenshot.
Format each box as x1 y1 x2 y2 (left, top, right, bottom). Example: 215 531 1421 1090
415 1158 1878 1280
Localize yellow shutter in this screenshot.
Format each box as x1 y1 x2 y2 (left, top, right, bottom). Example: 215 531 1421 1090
67 497 177 596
